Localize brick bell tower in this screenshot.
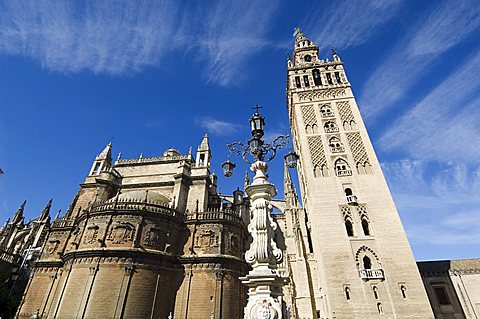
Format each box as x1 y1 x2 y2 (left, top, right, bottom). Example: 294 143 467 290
283 28 434 318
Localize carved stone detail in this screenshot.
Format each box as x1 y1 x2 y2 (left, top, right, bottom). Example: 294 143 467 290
83 224 99 244
108 222 135 244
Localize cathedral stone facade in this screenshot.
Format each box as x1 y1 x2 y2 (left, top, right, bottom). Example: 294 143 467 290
3 30 472 318
11 135 249 319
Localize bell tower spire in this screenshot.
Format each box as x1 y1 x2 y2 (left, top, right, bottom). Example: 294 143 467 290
195 133 211 168
89 142 112 176
12 200 26 224
284 30 434 318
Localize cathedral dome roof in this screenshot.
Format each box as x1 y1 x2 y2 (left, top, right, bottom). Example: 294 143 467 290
107 190 170 205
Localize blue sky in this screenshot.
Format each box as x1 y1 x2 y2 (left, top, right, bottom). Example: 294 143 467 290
0 0 479 261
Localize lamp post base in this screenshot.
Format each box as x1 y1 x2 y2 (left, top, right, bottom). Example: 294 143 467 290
241 269 288 319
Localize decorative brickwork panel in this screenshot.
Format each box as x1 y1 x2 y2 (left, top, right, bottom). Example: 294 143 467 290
346 132 369 164
340 205 352 219
307 136 326 167
300 105 317 127
357 204 368 219
336 101 355 123
298 88 346 101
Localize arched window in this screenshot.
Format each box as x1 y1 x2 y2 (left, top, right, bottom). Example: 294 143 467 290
320 105 333 117
345 287 351 300
312 69 322 86
373 286 379 299
344 188 353 196
334 159 351 176
304 54 312 62
362 218 371 236
400 285 407 298
313 165 321 177
363 256 372 270
377 302 383 314
321 165 329 177
343 121 351 131
345 219 354 237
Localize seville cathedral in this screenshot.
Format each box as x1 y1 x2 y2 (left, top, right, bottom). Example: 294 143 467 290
1 31 479 319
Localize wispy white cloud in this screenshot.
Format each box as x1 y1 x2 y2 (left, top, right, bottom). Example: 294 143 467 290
0 0 279 85
195 116 241 136
360 0 480 120
379 51 480 163
304 0 405 51
191 0 279 86
382 159 480 246
0 1 179 74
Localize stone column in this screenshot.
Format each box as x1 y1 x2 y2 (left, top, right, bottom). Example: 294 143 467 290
241 161 288 319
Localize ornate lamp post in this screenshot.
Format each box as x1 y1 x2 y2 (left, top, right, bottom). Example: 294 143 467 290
222 105 297 319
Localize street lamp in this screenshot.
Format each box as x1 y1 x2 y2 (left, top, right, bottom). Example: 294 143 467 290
284 151 299 168
223 105 296 319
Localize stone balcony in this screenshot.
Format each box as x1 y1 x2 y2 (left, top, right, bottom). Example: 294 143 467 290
346 195 358 205
331 146 345 153
359 268 384 280
336 169 352 177
321 112 335 118
324 127 340 133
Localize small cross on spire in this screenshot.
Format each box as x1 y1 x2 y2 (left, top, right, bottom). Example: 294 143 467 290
252 104 263 114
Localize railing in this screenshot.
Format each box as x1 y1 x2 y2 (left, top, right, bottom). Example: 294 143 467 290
186 207 242 223
331 146 345 153
324 127 339 133
90 199 179 217
321 112 335 118
359 268 384 280
346 195 358 205
336 169 352 177
116 154 191 165
51 219 76 228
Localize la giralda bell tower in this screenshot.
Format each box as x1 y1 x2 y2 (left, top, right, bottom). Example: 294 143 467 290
284 29 434 318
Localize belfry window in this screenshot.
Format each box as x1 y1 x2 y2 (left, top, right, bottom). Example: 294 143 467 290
312 69 322 86
326 73 333 85
303 75 310 87
304 54 312 62
295 76 301 88
362 218 371 236
335 71 342 84
92 162 101 175
363 256 372 270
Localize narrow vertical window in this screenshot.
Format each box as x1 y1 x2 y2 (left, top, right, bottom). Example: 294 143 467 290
362 218 371 236
312 69 322 86
326 73 333 85
295 76 301 88
377 303 383 314
345 219 354 237
373 286 379 299
316 310 321 318
335 71 342 83
345 287 351 300
303 75 310 87
400 285 407 298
